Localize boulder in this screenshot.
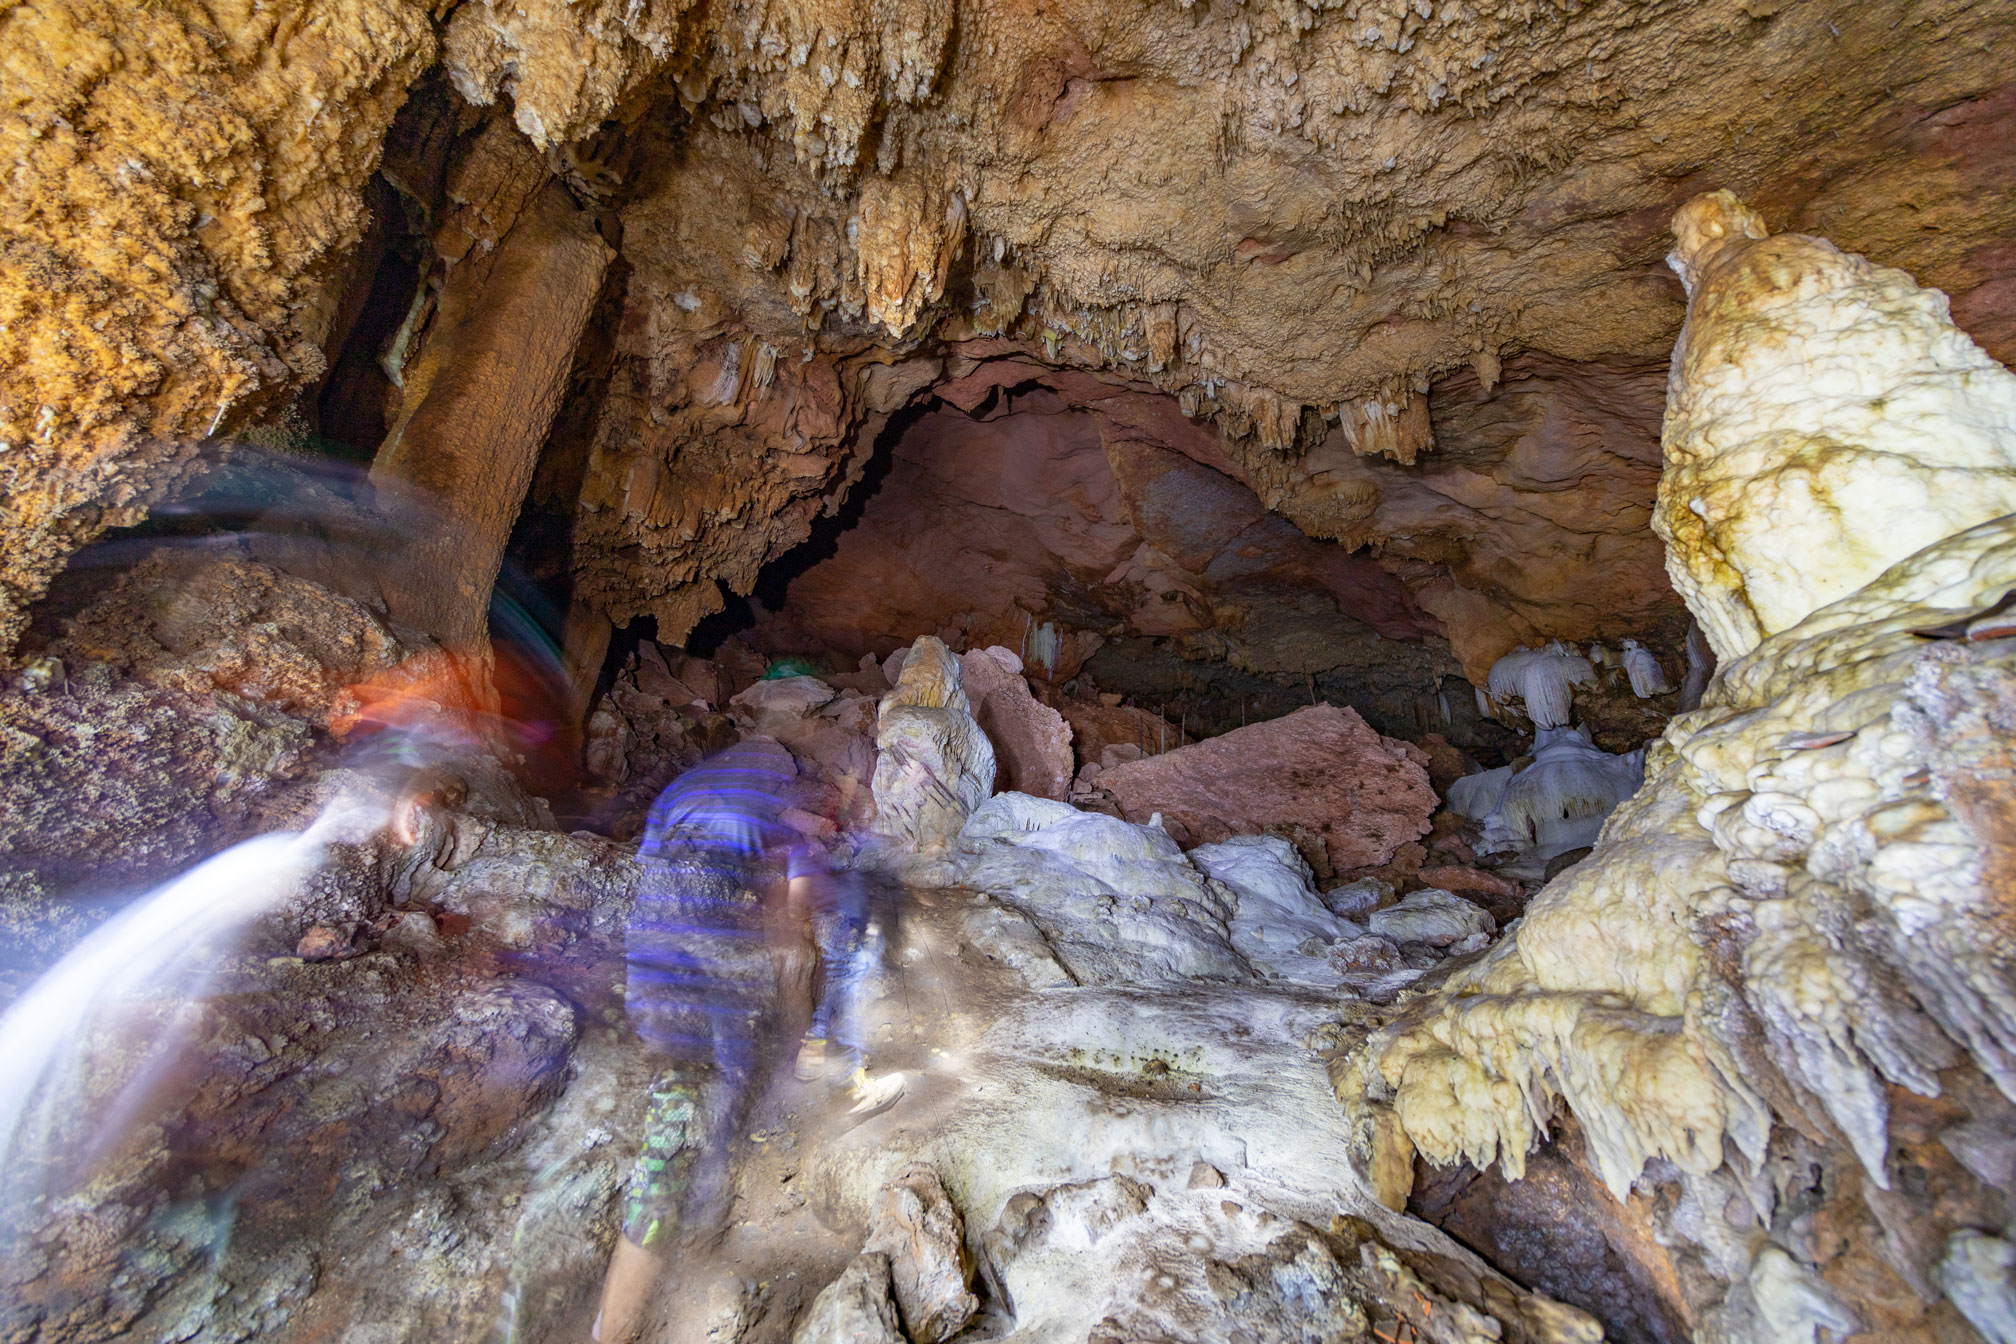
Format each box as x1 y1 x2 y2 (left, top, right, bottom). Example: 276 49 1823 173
1416 865 1525 925
1189 836 1365 983
959 647 1074 800
792 1253 905 1344
953 794 1248 984
871 637 995 850
730 675 837 719
1054 697 1190 768
863 1166 978 1343
1094 705 1433 872
1366 889 1495 948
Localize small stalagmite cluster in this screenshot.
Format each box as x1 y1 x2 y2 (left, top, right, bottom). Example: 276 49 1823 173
2 3 2016 1344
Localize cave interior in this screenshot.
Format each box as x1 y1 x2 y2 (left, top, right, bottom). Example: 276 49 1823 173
3 3 2016 1343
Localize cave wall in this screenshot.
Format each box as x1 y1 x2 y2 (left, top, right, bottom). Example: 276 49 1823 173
738 375 1446 692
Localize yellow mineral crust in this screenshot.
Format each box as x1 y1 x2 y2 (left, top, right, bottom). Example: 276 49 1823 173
1365 205 2016 1214
1657 191 2016 660
0 0 436 650
1365 508 2016 1204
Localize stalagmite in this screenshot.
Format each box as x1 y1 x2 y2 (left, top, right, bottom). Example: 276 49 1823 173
1658 189 2016 660
870 636 995 850
1620 638 1673 697
1356 196 2016 1344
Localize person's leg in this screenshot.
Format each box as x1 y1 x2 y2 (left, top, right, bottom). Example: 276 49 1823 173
674 854 773 1237
597 849 715 1343
594 1069 701 1342
829 908 876 1078
799 886 859 1079
680 992 757 1235
593 1235 663 1344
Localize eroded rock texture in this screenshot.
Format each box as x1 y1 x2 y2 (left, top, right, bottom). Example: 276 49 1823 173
0 0 438 650
1096 704 1434 873
10 0 2016 680
1659 191 2016 660
8 2 2016 1342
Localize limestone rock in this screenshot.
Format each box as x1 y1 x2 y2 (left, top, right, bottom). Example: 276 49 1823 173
1359 510 2016 1340
1658 190 2016 659
958 647 1074 801
791 1253 905 1344
53 548 404 729
871 637 995 850
953 793 1249 984
1095 705 1434 872
0 0 438 651
1188 835 1367 985
1415 865 1524 925
12 0 2016 676
862 1166 977 1344
1364 890 1494 949
731 675 838 721
735 394 1438 695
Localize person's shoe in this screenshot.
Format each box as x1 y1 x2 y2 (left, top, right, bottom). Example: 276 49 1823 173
794 1035 828 1082
844 1067 906 1117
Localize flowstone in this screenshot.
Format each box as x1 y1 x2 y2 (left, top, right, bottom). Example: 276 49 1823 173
1356 200 2016 1344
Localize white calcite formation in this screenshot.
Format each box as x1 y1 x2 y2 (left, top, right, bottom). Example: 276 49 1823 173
1448 725 1645 866
1621 638 1674 698
871 636 996 851
1658 189 2016 660
1486 641 1596 727
1352 201 2016 1343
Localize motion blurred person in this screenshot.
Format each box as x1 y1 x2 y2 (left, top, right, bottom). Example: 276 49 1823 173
793 855 905 1114
593 739 804 1343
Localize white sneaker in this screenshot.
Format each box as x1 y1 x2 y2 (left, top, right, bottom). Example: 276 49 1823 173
845 1068 906 1117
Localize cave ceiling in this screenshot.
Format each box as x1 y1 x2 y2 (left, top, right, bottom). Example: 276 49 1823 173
4 0 2015 672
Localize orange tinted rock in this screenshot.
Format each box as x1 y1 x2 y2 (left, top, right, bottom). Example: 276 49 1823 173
959 648 1075 801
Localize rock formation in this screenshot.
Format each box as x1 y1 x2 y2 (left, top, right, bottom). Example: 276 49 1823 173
4 1 2016 1340
1348 195 2016 1343
371 180 614 647
871 636 995 850
1094 704 1435 872
1659 190 2016 659
956 647 1074 802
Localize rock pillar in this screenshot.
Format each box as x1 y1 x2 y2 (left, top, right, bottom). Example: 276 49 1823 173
372 182 613 649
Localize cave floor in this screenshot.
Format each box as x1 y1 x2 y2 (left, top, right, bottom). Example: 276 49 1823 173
577 879 1519 1344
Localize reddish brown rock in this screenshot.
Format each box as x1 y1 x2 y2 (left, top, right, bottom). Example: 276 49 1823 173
1096 705 1434 872
295 925 355 962
1417 866 1521 907
1052 697 1192 769
959 647 1074 800
1416 732 1474 797
742 388 1432 682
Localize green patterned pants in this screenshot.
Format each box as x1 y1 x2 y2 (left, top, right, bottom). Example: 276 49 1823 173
620 1073 702 1248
